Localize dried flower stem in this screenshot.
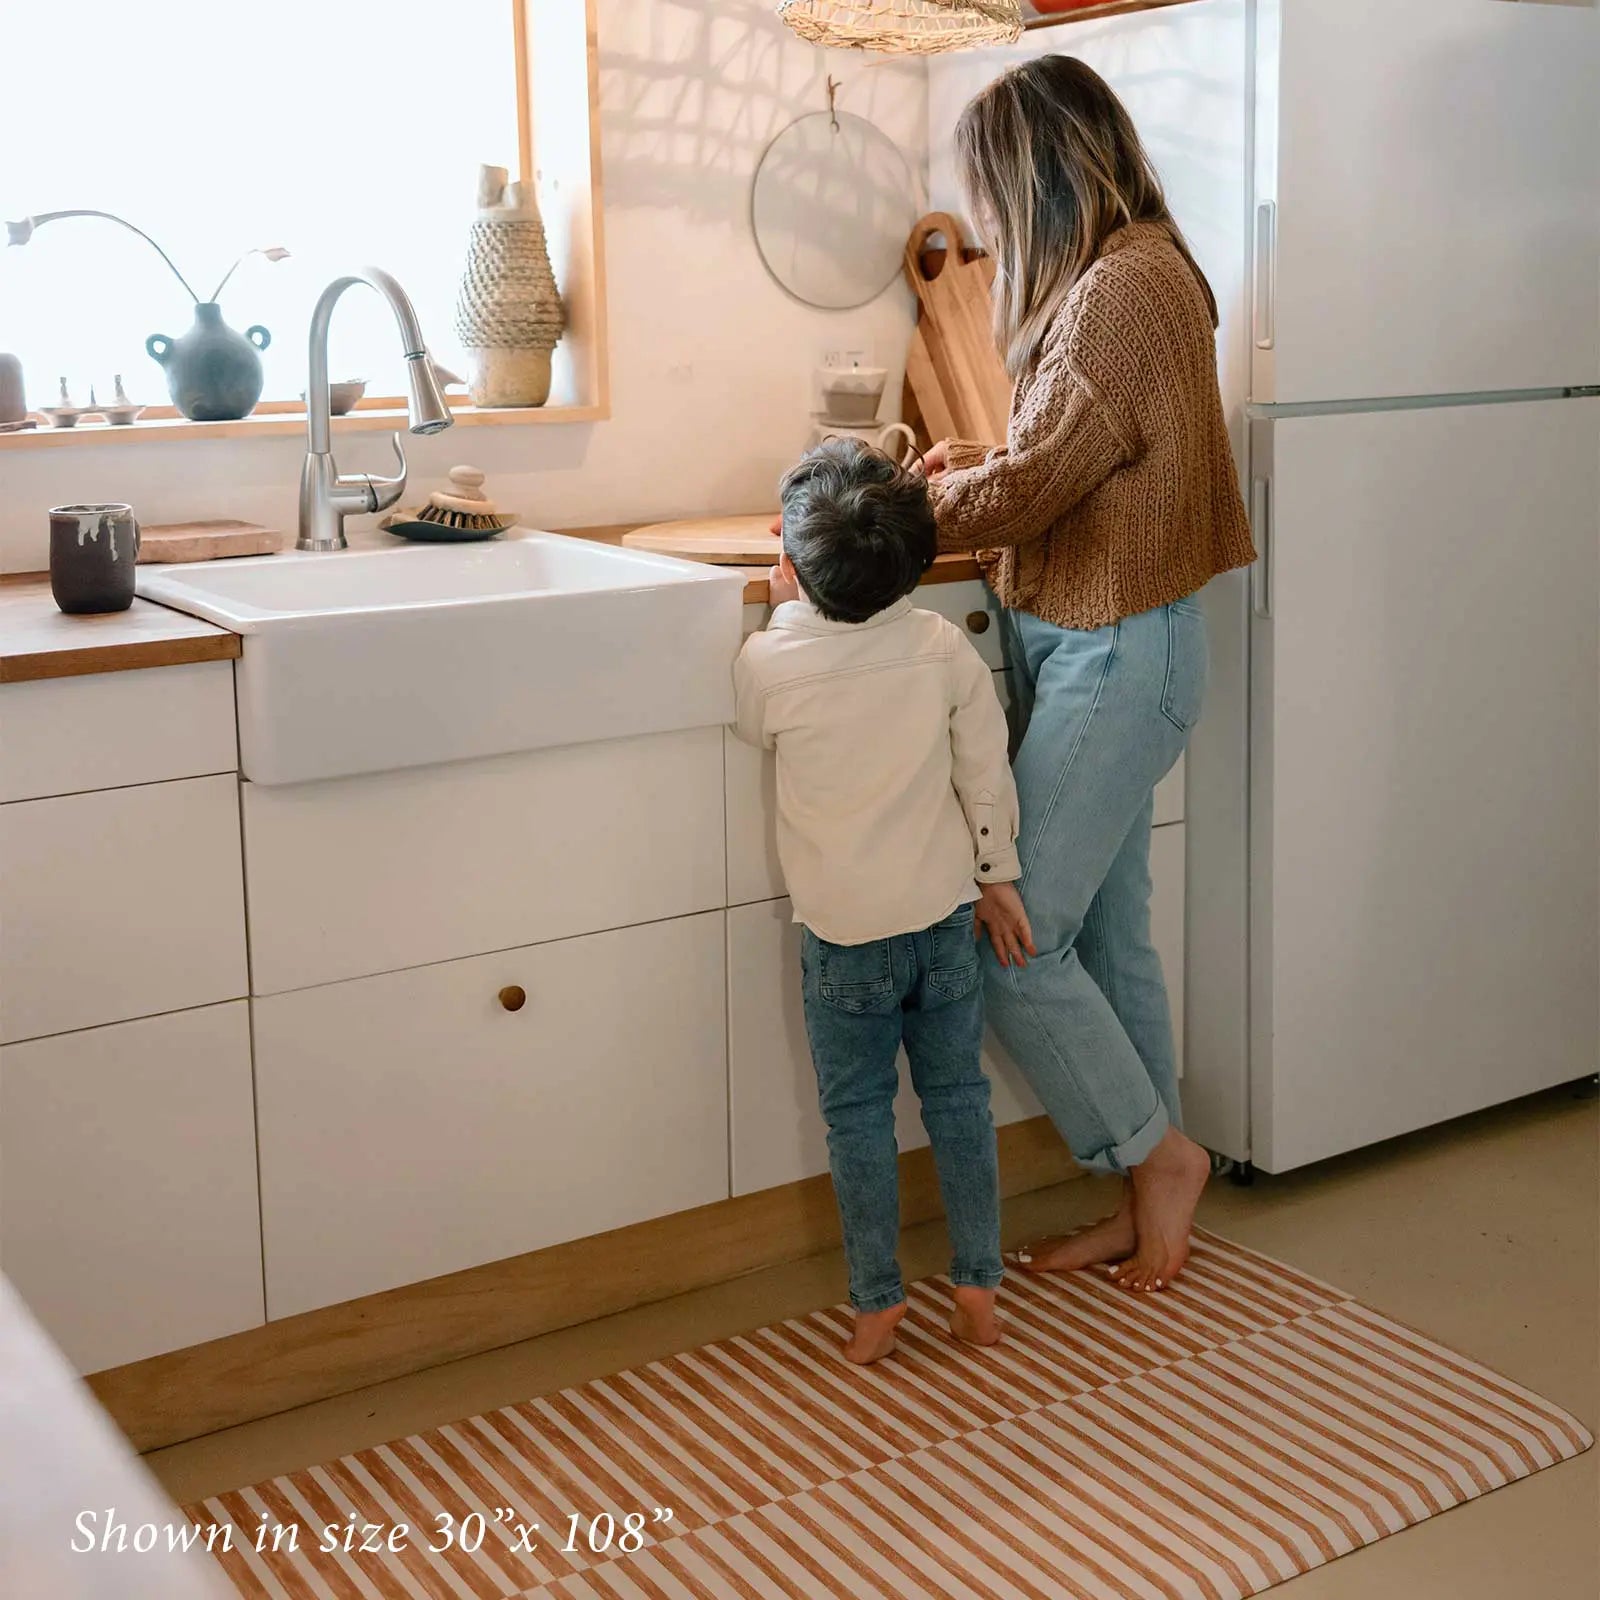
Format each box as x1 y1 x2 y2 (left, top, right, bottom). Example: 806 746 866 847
6 209 203 302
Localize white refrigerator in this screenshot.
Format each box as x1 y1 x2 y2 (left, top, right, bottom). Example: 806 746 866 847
928 0 1600 1173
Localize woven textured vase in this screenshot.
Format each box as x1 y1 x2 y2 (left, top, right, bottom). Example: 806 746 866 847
776 0 1023 53
454 165 566 408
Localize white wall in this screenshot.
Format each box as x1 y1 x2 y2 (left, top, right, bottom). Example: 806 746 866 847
0 0 926 572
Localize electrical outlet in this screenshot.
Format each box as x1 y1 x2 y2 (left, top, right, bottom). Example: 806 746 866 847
818 346 872 372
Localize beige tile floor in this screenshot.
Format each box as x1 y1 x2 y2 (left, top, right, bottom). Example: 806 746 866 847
151 1084 1599 1598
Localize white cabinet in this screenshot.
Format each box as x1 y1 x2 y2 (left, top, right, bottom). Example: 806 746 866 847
914 579 1006 669
0 661 236 804
1151 822 1185 1079
0 1002 263 1373
243 726 726 995
725 730 784 907
728 826 1184 1196
254 911 730 1317
728 898 1043 1197
0 774 248 1043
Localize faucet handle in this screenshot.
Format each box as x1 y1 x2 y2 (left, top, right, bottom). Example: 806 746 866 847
367 431 408 513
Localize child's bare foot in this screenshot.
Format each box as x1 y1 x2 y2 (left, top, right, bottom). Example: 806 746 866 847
844 1303 906 1364
949 1285 1001 1347
1108 1129 1210 1292
1010 1183 1134 1272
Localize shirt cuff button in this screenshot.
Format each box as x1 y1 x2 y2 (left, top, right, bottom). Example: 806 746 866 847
980 863 991 872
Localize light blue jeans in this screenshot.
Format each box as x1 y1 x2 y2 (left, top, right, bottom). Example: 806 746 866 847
800 905 1005 1313
989 600 1207 1175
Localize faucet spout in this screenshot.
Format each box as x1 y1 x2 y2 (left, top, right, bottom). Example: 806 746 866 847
300 266 453 550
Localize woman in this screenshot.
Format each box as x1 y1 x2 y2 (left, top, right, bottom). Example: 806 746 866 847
930 56 1256 1291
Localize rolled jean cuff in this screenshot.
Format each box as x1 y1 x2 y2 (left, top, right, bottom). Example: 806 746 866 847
851 1286 906 1314
950 1267 1005 1291
1082 1099 1170 1177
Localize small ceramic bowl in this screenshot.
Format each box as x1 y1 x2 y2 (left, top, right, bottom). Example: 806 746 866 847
300 380 367 416
817 365 887 426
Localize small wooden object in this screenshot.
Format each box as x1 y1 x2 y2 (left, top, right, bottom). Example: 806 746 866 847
622 516 784 565
136 519 282 564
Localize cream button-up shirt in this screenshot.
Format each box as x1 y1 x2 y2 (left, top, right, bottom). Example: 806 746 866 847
732 597 1021 947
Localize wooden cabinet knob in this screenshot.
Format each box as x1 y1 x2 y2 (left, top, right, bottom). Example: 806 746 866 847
966 611 991 635
498 985 526 1012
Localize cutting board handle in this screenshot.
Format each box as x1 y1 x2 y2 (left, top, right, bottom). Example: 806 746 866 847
904 212 971 290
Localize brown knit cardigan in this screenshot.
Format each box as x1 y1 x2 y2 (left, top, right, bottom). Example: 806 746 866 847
933 221 1256 630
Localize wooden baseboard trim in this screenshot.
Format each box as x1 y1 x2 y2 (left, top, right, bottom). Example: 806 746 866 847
89 1117 1077 1452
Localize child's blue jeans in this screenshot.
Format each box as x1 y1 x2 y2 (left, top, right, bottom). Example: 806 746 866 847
800 904 1005 1314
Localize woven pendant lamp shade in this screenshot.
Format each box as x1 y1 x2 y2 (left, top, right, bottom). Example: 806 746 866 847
777 0 1023 54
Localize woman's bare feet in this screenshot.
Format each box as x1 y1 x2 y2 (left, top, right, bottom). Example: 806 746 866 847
1009 1183 1134 1272
1108 1129 1210 1292
949 1286 1002 1347
844 1303 906 1364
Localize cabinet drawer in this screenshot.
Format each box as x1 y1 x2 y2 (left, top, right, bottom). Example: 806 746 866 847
726 729 784 907
243 726 726 995
0 661 236 803
1152 822 1185 1077
1154 755 1185 826
0 774 248 1042
0 1002 263 1372
916 578 1005 669
728 829 1185 1195
255 912 730 1317
727 898 1043 1197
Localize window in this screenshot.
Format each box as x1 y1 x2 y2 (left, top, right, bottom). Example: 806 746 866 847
0 0 606 434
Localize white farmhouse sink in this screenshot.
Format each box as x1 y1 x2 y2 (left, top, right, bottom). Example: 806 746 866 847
138 532 746 784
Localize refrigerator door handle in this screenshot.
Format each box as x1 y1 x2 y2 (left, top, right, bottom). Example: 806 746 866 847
1251 476 1272 619
1253 200 1277 351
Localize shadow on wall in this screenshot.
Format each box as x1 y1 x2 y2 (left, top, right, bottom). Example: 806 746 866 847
599 0 927 221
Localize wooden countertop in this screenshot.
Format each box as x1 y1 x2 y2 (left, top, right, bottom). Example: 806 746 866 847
0 575 239 685
558 522 983 604
0 522 981 684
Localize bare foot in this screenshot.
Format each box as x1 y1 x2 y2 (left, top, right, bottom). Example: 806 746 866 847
1010 1184 1134 1272
844 1303 906 1364
949 1286 1002 1347
1108 1129 1210 1292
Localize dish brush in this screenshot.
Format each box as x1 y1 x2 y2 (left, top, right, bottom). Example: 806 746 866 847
411 466 518 534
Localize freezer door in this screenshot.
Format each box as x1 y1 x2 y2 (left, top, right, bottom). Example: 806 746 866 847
1249 398 1599 1172
1253 0 1600 403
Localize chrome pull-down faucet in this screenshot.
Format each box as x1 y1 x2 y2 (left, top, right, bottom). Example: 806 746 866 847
297 266 453 551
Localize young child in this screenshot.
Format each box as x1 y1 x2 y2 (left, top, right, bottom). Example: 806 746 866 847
733 438 1034 1365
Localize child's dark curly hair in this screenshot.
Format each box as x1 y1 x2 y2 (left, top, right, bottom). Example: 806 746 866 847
778 437 937 624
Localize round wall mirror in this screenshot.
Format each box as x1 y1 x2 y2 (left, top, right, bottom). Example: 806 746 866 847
751 110 918 310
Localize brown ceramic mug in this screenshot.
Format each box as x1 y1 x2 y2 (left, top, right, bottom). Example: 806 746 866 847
49 503 141 614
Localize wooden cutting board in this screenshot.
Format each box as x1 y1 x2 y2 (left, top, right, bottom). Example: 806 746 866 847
904 321 959 448
903 213 1012 447
622 516 782 565
137 519 282 564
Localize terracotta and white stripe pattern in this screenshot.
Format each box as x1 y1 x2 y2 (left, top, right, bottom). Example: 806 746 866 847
189 1230 1591 1599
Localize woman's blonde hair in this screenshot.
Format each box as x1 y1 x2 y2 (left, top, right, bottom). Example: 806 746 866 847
955 55 1217 377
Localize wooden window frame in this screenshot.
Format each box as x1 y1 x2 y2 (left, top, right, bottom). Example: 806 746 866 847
1 0 609 453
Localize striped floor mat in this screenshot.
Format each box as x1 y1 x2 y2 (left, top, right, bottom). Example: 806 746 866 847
188 1230 1591 1599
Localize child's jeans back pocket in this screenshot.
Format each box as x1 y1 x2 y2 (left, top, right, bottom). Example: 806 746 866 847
812 935 896 1014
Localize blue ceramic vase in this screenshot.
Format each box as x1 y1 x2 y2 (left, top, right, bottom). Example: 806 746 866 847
146 302 270 421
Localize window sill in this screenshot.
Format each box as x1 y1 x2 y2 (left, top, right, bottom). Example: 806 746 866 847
0 401 609 452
